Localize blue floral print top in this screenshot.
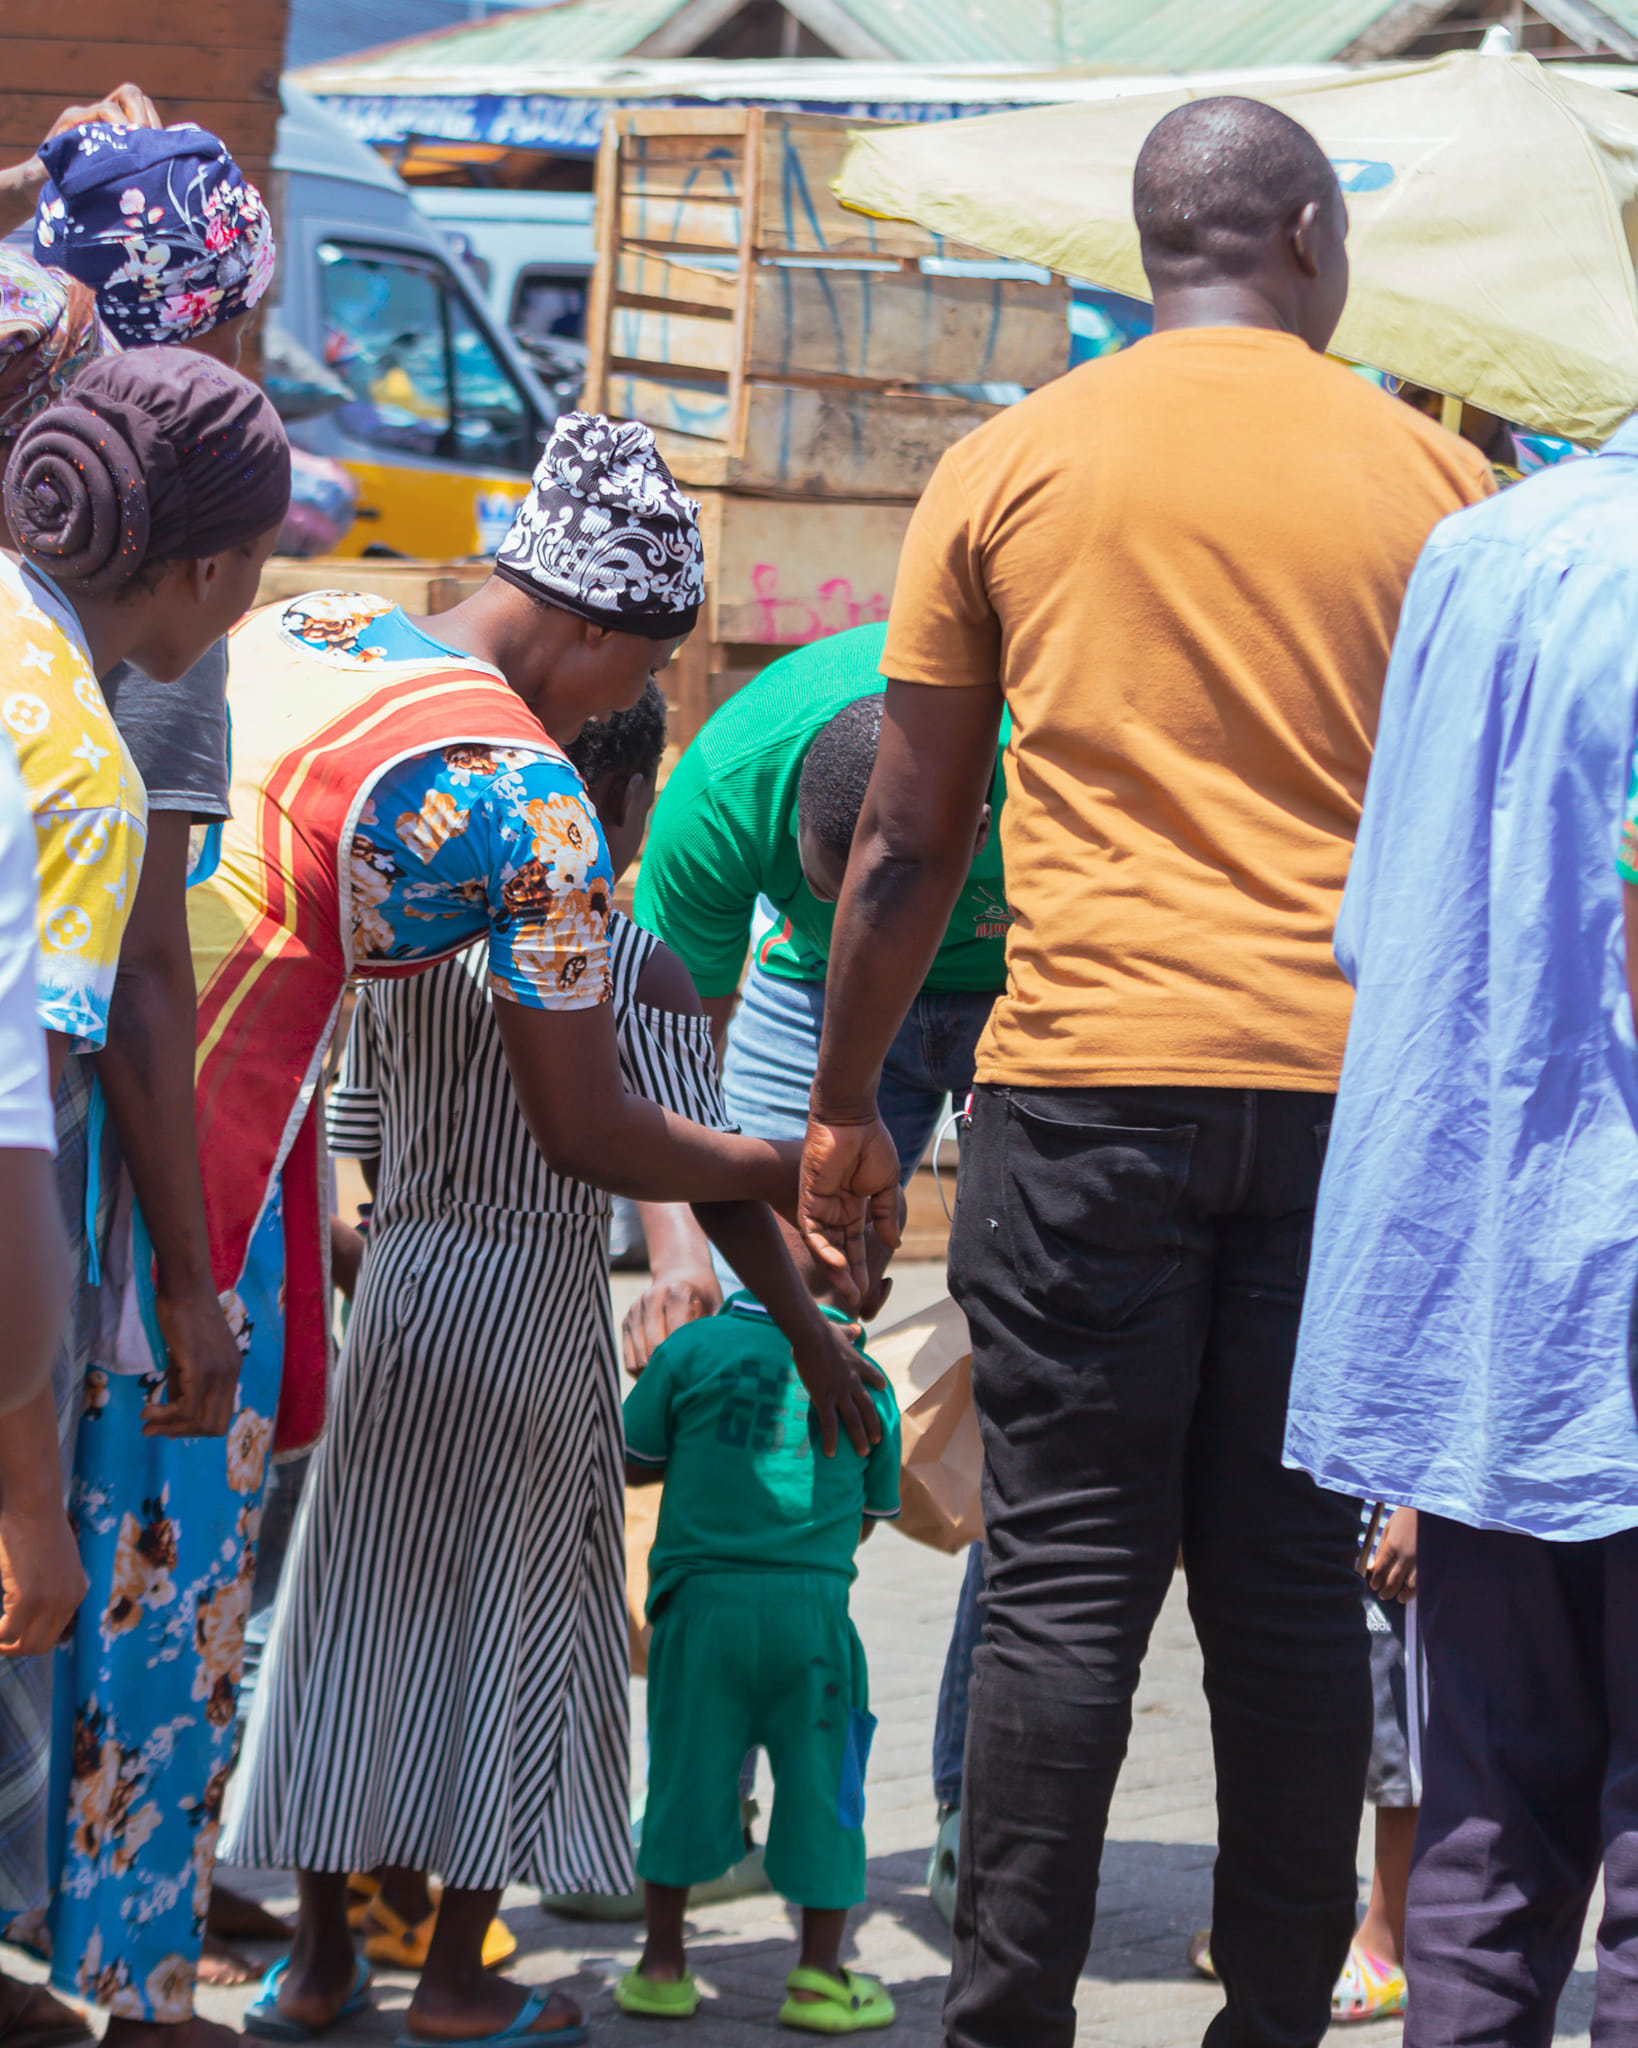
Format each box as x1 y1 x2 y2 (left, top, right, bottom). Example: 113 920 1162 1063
341 605 612 1010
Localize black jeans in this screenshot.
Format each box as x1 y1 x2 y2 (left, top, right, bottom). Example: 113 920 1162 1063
944 1086 1370 2048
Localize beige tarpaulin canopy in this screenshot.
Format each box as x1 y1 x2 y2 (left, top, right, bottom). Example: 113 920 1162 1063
835 51 1638 444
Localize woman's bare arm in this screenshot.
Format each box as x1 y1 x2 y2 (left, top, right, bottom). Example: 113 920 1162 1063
494 996 881 1453
93 815 240 1438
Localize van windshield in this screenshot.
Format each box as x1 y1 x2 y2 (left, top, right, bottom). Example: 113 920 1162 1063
318 240 538 474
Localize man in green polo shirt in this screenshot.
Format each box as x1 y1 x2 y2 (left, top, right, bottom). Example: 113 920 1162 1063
634 620 1007 1172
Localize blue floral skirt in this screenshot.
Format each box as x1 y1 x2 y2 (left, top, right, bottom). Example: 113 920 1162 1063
37 1184 285 2020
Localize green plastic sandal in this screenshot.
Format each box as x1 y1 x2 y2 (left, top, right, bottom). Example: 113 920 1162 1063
777 1967 896 2034
613 1970 701 2020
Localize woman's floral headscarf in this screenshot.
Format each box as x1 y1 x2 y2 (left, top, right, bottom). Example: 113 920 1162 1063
33 121 276 349
0 249 113 441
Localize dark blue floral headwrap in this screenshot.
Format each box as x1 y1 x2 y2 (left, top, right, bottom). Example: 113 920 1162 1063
33 122 276 350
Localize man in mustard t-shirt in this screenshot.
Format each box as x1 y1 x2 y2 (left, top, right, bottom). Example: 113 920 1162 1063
798 98 1493 2048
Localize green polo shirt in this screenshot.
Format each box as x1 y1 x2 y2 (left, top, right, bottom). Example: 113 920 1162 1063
633 623 1010 998
623 1295 901 1617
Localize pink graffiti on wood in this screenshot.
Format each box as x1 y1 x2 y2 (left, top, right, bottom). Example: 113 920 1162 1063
750 564 891 643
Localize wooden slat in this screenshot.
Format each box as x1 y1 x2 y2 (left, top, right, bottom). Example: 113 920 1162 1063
664 609 713 746
256 556 486 613
613 108 749 139
616 249 738 315
619 192 742 252
727 111 762 497
733 382 998 498
754 116 994 261
650 426 730 489
622 144 743 204
2 0 285 43
700 490 912 644
749 264 1068 388
581 108 623 416
3 42 282 102
623 134 748 165
610 304 735 376
604 372 732 443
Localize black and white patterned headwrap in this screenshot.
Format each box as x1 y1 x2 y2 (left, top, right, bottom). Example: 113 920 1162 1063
495 412 703 640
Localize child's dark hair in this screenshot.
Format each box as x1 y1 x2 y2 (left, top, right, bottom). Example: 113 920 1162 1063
796 694 883 857
566 677 667 788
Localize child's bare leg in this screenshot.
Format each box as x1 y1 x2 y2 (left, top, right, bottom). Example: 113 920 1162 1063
791 1907 849 1999
639 1882 689 1982
1357 1805 1418 1965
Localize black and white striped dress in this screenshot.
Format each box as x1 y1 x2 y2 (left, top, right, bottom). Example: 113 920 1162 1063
222 914 726 1892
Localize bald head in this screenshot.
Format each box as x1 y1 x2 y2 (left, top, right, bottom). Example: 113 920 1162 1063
1133 97 1349 350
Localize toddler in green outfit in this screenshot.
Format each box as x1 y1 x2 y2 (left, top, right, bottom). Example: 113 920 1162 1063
619 1215 902 2034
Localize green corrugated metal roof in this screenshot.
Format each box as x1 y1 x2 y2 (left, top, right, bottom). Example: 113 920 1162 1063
1583 0 1638 37
855 0 1398 65
317 0 1638 74
310 0 1421 72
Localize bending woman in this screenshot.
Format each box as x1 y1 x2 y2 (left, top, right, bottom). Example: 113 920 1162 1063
0 349 289 2048
41 413 877 2048
227 689 717 2040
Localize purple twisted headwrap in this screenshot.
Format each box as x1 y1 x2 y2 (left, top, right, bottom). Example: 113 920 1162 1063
3 347 291 595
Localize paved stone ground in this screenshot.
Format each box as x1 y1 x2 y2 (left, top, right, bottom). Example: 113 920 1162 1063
8 1264 1603 2044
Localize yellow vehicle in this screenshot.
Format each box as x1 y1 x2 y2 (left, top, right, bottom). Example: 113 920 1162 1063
270 86 555 558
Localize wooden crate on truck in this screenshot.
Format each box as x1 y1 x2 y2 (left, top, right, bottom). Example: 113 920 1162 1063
582 106 1070 501
256 556 488 617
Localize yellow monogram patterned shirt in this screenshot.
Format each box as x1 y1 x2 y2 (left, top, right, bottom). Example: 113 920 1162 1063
0 562 147 1048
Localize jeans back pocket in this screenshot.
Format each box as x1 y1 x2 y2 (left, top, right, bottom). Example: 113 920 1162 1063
1002 1097 1196 1331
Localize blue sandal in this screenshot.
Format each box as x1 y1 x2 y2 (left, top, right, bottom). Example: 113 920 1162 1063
395 1986 587 2048
245 1957 372 2041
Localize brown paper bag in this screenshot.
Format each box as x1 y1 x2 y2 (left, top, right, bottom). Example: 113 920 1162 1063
624 1483 663 1676
867 1294 984 1554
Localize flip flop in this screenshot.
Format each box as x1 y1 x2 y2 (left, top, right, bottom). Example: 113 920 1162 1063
777 1967 896 2034
614 1969 701 2019
395 1985 587 2048
245 1956 373 2041
363 1896 516 1968
1331 1938 1408 2024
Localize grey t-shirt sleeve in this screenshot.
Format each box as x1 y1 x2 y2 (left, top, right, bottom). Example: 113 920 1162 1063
99 638 231 819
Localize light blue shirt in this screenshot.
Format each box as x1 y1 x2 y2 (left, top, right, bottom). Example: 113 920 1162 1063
1285 424 1638 1541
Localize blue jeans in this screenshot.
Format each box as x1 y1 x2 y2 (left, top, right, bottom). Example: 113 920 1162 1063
935 1543 985 1809
718 956 995 1808
718 956 993 1184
